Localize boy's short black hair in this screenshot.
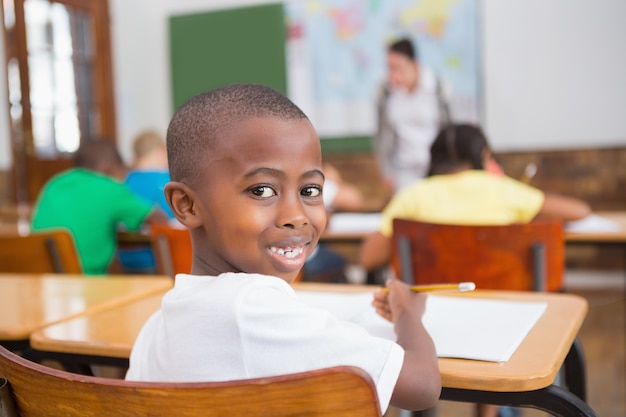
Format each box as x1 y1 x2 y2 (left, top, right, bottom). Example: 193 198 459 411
167 83 308 183
74 139 124 171
388 38 418 61
428 124 489 176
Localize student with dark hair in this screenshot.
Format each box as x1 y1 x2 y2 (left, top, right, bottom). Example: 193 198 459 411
31 139 169 275
360 123 591 272
126 84 441 413
374 37 450 192
361 123 591 416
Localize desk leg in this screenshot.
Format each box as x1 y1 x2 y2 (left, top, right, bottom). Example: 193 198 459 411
440 385 598 417
563 337 587 401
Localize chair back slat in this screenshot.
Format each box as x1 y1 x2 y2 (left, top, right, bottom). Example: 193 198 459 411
149 225 192 277
0 346 381 417
0 230 82 274
391 219 564 292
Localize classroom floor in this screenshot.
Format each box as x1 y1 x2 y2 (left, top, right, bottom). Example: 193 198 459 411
391 269 625 417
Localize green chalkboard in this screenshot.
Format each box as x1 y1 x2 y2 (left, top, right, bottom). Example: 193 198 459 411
169 3 287 112
168 3 372 153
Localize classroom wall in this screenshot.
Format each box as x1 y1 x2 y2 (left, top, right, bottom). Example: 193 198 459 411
482 0 626 152
1 0 625 170
108 0 277 163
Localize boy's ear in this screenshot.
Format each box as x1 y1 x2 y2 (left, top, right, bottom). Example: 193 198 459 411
164 181 203 228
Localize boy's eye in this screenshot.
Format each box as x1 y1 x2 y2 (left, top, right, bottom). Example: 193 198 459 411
301 186 322 198
249 186 276 198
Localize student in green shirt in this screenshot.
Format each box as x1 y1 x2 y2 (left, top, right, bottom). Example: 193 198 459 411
31 140 169 275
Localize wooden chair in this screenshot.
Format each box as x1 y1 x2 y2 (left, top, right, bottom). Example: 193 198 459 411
149 224 193 277
391 218 565 292
0 229 82 274
0 345 381 417
390 219 588 401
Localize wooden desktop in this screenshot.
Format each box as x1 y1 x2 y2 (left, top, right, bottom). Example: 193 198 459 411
321 211 626 267
28 281 595 416
0 273 172 351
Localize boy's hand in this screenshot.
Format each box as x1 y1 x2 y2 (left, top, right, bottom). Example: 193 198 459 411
372 279 427 324
378 278 441 410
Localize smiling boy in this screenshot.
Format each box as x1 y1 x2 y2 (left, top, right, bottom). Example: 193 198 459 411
125 84 440 413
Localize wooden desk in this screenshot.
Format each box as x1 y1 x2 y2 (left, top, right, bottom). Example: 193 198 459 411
565 211 626 277
29 282 595 416
116 212 626 270
0 273 172 351
565 211 626 244
31 291 165 359
322 211 626 243
320 211 626 266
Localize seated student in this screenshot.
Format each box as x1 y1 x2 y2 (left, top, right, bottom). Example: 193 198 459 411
125 84 441 413
30 140 169 275
359 123 591 417
125 130 174 219
120 130 175 273
360 123 591 274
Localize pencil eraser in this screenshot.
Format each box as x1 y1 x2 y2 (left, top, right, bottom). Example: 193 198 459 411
459 282 476 291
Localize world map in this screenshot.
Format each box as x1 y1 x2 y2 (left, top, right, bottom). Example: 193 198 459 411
285 0 479 137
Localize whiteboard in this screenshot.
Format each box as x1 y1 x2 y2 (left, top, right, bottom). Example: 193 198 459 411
481 0 626 152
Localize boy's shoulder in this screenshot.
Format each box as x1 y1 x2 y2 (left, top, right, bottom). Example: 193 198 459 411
172 273 293 296
163 273 298 318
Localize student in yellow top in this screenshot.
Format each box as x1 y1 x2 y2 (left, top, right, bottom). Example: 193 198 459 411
125 84 440 413
360 123 590 417
360 123 591 272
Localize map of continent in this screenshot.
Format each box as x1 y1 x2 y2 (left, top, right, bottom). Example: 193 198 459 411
286 0 479 137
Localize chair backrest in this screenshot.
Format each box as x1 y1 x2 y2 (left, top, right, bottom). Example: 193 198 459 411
0 229 82 274
149 224 192 277
0 345 381 417
391 219 565 292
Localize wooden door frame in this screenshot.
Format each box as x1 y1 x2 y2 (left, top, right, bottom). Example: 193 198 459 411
2 0 117 204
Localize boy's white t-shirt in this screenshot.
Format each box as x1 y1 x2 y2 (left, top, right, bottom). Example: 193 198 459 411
126 273 404 412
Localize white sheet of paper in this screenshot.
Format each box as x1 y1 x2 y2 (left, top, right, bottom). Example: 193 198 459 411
565 214 621 233
326 212 382 234
296 291 547 363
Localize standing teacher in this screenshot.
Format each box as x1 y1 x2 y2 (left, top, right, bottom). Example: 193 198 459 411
374 37 450 192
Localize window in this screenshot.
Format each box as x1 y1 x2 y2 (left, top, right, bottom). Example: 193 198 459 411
2 0 115 202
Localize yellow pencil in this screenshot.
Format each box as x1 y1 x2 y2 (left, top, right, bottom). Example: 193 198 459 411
379 282 476 293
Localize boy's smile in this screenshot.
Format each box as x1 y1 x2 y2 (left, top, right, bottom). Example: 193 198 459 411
186 116 326 282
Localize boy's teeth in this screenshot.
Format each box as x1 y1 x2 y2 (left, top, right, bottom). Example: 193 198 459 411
270 246 303 258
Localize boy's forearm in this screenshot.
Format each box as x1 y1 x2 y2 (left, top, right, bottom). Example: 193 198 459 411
395 310 438 364
392 311 441 410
